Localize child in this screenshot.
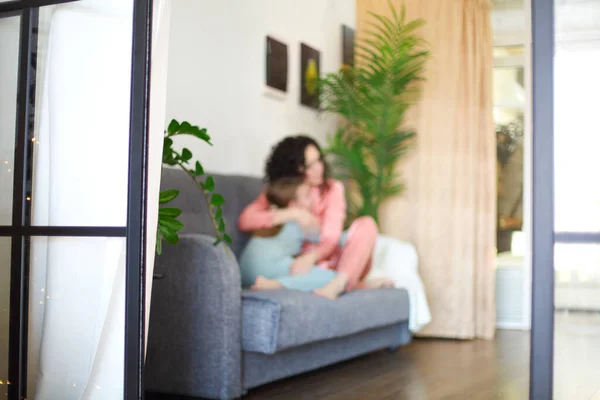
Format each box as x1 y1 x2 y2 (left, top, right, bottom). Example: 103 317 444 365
239 177 339 296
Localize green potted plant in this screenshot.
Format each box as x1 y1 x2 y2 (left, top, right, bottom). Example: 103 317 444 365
318 1 429 223
156 119 231 254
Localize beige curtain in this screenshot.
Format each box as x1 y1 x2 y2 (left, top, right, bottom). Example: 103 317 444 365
357 0 496 339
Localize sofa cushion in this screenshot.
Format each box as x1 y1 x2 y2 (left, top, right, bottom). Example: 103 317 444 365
241 288 410 354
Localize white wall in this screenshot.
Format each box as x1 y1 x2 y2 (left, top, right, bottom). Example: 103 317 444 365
166 0 355 177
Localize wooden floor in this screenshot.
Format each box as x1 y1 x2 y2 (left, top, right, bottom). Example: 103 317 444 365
147 312 600 400
245 330 530 400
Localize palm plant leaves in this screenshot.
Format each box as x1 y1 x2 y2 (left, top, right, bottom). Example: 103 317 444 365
320 1 429 223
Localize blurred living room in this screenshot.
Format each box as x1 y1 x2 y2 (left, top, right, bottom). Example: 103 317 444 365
1 0 599 399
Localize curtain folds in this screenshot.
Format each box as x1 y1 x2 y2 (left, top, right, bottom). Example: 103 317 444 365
358 0 496 339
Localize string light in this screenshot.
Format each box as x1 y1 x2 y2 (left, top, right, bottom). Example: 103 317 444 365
26 197 31 201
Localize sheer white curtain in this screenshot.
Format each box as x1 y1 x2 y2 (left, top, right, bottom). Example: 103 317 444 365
27 1 170 399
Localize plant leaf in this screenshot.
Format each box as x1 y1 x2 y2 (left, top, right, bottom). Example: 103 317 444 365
158 207 182 218
215 207 223 220
162 138 175 162
211 193 225 207
223 234 232 244
156 230 163 255
159 189 179 205
204 176 215 192
179 121 192 133
160 217 184 232
218 218 225 232
194 161 204 176
167 119 180 135
191 126 212 144
181 148 193 162
159 224 179 244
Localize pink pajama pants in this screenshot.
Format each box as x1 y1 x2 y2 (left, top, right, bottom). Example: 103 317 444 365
321 216 378 290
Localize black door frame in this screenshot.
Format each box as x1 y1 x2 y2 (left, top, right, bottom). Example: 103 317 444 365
0 0 152 399
126 0 152 398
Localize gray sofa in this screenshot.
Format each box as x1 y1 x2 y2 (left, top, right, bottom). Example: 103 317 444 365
145 168 412 399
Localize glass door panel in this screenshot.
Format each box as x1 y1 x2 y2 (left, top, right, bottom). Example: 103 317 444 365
552 0 600 398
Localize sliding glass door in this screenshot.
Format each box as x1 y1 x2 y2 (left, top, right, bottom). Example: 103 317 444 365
531 0 600 398
0 1 151 399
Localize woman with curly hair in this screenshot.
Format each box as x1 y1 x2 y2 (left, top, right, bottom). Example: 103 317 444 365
238 135 392 299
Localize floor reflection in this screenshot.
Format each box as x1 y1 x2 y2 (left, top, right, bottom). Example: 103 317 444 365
554 311 600 400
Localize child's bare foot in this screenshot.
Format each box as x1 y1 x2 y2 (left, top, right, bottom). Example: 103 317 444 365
313 274 348 300
251 276 283 291
356 278 394 290
313 286 339 300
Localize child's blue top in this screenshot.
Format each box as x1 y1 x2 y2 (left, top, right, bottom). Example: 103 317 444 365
238 222 319 287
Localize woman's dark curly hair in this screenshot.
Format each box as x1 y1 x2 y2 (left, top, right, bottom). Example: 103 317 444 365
265 135 330 190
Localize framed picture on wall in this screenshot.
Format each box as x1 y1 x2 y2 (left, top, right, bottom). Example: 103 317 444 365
300 43 320 109
265 36 288 93
342 25 355 67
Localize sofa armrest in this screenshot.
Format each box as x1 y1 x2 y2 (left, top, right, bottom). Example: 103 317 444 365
145 234 242 400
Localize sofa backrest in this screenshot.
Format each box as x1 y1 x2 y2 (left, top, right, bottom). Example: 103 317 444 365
159 167 264 258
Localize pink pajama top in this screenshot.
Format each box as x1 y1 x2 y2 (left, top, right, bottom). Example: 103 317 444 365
238 179 346 263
